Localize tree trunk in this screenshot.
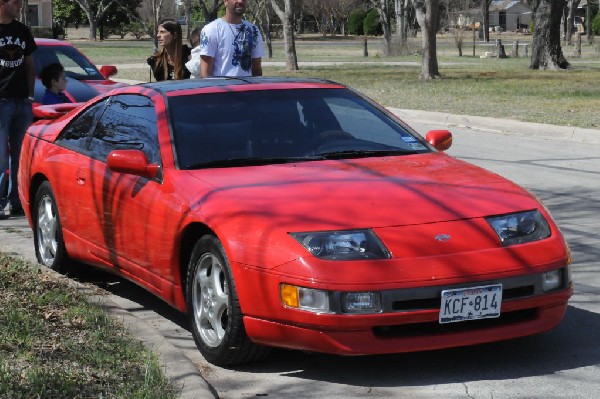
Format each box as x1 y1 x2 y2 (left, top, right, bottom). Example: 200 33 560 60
282 17 298 69
530 0 570 70
184 0 193 39
395 0 409 54
482 0 491 42
586 0 593 44
200 0 220 22
89 16 97 40
564 0 580 46
372 0 392 56
414 0 440 79
270 0 298 71
265 12 273 58
72 0 118 41
562 2 569 44
20 0 28 25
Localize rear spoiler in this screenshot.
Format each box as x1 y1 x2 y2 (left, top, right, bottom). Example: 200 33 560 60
33 102 83 120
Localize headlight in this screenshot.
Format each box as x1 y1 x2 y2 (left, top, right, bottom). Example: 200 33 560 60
290 229 390 260
486 210 551 246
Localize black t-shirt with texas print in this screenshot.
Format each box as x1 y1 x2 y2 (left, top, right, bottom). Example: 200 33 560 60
0 19 36 98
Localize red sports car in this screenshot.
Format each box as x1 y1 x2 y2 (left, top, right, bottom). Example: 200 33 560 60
18 78 572 366
32 39 126 117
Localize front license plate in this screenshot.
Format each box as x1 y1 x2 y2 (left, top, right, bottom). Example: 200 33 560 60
439 284 502 324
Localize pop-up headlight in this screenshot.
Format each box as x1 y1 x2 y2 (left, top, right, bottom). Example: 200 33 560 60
290 229 390 260
486 210 551 246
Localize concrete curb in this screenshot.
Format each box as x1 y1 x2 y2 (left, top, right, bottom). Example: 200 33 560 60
92 294 215 399
0 219 215 399
388 108 600 144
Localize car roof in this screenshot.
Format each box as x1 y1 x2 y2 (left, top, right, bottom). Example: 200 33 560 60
139 76 344 95
34 38 74 47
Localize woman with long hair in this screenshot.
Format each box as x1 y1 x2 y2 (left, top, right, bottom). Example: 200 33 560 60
147 19 191 81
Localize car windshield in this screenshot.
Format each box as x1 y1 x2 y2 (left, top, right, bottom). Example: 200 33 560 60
34 45 104 81
168 88 431 169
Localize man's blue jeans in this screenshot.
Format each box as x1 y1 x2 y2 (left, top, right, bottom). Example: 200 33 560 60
0 98 33 210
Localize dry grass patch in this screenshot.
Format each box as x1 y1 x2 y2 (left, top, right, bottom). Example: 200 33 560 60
0 255 178 399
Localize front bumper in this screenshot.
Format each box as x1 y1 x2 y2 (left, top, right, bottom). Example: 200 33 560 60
238 265 572 355
243 285 571 355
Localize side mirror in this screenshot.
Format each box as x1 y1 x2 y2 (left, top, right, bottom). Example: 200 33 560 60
107 150 159 179
100 65 118 78
425 129 453 152
33 102 83 119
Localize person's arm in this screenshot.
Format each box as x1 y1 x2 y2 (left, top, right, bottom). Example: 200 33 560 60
251 58 262 77
24 55 35 98
200 55 214 78
185 47 202 78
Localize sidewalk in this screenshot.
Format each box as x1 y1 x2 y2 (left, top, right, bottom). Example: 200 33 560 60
390 108 600 144
1 110 599 399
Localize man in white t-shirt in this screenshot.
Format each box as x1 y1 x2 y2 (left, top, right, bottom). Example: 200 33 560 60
197 0 264 77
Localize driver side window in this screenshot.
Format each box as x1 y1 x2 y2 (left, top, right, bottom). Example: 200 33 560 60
90 94 160 165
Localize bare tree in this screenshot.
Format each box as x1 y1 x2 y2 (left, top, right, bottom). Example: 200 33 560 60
563 0 580 46
414 0 441 79
248 0 275 57
444 0 472 57
72 0 119 40
369 0 394 56
335 0 362 35
527 0 570 70
480 0 491 42
585 0 593 44
197 0 222 22
302 0 328 35
19 0 28 25
138 0 166 48
395 0 412 54
270 0 299 70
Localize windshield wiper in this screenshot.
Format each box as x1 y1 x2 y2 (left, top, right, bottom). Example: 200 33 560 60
317 149 420 159
186 156 323 169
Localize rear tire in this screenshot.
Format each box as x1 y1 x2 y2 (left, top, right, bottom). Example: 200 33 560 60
33 181 69 273
186 235 270 366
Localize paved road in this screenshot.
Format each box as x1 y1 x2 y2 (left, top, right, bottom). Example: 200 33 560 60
2 111 599 398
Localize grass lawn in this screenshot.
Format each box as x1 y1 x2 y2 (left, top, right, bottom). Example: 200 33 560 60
0 255 178 399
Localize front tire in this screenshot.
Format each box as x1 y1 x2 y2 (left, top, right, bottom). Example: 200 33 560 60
33 181 69 272
186 235 270 366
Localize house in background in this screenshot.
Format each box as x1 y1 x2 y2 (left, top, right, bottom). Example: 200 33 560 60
26 0 52 28
489 0 532 31
574 0 588 32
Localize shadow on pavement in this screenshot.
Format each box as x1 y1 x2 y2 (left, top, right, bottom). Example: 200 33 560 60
68 262 599 389
65 264 188 331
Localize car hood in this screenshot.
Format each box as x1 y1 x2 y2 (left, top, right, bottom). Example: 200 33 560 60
185 153 541 230
65 78 127 101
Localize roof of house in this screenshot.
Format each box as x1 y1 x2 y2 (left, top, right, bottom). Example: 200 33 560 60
490 0 531 12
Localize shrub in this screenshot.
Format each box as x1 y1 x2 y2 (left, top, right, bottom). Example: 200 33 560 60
52 24 65 39
128 21 148 40
592 12 600 35
363 9 383 36
348 9 367 35
31 26 53 38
